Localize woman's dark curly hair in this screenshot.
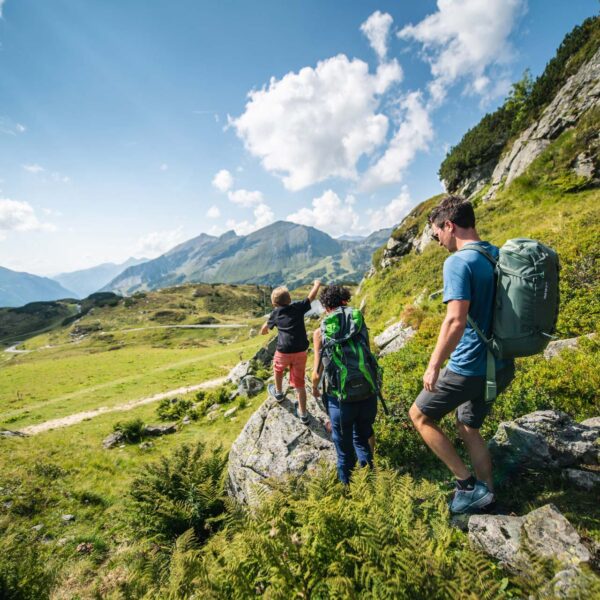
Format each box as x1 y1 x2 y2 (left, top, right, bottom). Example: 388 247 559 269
319 285 351 310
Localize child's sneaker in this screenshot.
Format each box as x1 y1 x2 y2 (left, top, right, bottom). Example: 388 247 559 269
293 402 310 425
450 481 494 514
267 383 286 402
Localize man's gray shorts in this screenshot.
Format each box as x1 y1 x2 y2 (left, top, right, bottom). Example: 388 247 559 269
415 364 515 429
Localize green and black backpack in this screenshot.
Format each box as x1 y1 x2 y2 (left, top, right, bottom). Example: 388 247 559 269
319 306 387 411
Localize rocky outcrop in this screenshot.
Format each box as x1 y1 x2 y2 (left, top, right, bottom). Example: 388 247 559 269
469 504 590 574
489 410 600 471
543 334 594 359
143 423 177 436
227 337 277 385
0 429 28 438
237 376 264 398
380 224 433 269
227 395 335 505
374 320 417 357
483 48 600 201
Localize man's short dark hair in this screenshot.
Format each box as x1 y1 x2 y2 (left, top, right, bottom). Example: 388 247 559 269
429 195 476 229
319 285 351 310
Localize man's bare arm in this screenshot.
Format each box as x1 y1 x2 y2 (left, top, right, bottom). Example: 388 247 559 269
423 300 469 392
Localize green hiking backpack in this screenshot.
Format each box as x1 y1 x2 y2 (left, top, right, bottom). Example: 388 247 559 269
319 306 387 411
459 239 560 402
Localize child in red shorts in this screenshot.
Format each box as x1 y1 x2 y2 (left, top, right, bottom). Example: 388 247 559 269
260 279 321 423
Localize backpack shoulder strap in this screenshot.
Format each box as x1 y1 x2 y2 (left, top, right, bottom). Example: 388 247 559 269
458 242 498 266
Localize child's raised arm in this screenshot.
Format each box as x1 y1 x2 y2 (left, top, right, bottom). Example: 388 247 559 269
307 279 322 302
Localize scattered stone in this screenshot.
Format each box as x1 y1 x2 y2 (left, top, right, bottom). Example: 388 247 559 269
237 375 264 398
469 504 590 574
374 320 416 356
76 542 94 554
102 431 125 449
31 524 44 532
228 390 239 402
227 360 252 385
61 514 75 523
248 328 258 337
227 394 335 505
0 429 28 438
563 468 600 491
181 415 191 425
489 410 600 471
572 151 596 179
581 416 600 428
57 537 69 546
223 407 238 418
138 441 154 451
208 403 221 412
206 411 219 421
143 423 177 437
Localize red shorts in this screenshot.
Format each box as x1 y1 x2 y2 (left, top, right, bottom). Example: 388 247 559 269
273 350 307 389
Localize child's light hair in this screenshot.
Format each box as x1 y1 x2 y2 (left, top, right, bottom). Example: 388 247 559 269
271 286 291 307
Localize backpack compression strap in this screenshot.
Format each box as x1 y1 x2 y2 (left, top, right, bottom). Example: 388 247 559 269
458 243 498 404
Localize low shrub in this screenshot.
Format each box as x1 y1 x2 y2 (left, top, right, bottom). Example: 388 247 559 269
156 397 198 422
127 441 227 545
113 418 145 444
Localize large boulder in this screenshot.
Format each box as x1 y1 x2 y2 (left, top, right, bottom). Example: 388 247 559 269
489 410 600 471
237 375 264 398
374 320 416 356
227 360 252 385
469 504 590 574
227 395 336 505
252 336 278 368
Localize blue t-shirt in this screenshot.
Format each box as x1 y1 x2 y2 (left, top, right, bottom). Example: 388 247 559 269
443 242 505 377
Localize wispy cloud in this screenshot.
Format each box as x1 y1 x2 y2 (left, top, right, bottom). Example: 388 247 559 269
227 188 263 207
0 198 57 239
206 205 220 218
0 117 26 136
22 163 70 183
135 227 186 258
159 163 168 171
398 0 525 105
361 11 394 61
23 163 45 174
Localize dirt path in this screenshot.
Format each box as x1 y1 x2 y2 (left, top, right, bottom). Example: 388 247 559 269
19 376 228 436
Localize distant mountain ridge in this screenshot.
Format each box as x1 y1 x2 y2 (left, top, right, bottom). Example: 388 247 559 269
103 221 392 295
54 257 148 299
0 266 76 308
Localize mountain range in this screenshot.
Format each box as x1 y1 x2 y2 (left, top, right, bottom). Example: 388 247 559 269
103 221 392 296
0 266 76 308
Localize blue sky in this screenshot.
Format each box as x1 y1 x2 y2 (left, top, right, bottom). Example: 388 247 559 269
0 0 597 275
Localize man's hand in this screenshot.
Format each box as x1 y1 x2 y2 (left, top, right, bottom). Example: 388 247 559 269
423 364 440 392
260 322 269 335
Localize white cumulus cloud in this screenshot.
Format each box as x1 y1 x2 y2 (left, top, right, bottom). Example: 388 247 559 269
398 0 524 104
23 164 45 174
287 190 362 237
230 54 402 191
366 187 412 231
361 11 394 61
227 188 264 207
0 198 57 239
361 91 433 190
212 169 234 192
135 228 187 258
206 205 221 219
226 202 275 236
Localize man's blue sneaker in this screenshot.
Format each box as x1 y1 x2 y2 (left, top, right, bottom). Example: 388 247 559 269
267 383 285 403
450 481 494 514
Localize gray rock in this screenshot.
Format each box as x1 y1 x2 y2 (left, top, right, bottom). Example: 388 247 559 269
379 327 417 356
469 504 590 574
252 337 278 368
581 416 600 428
208 403 221 412
61 514 75 523
143 423 177 436
484 48 600 201
543 335 595 360
0 429 28 438
223 406 238 418
227 360 252 385
572 152 596 179
374 320 409 349
237 375 264 398
102 431 125 449
181 415 191 425
563 468 600 491
31 523 44 532
227 395 336 505
138 441 154 451
206 411 219 421
489 410 600 471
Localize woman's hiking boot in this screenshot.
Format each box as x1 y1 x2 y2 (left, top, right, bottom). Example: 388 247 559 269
450 480 494 514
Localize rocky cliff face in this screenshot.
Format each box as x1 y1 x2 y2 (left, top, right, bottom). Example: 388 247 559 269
483 47 600 201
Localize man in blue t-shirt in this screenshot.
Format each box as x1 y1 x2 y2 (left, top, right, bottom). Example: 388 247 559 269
409 195 515 514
